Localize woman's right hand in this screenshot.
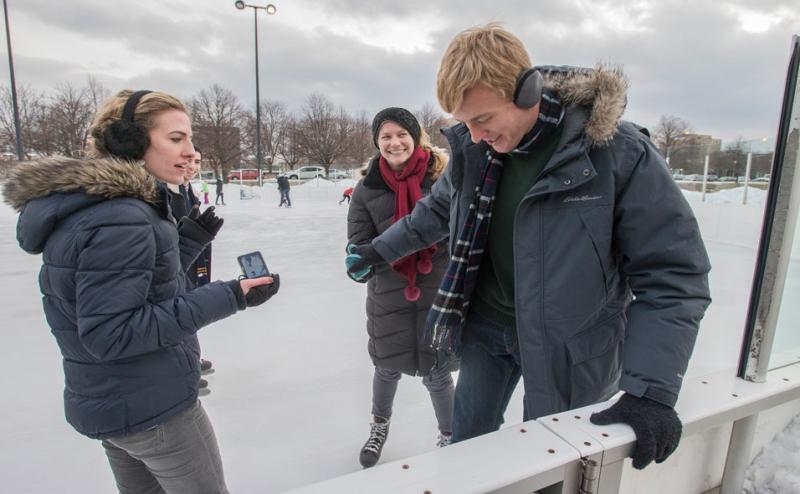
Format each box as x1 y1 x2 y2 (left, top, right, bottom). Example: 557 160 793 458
240 275 273 295
241 274 280 307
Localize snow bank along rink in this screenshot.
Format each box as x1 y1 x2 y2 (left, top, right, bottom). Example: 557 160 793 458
0 179 795 493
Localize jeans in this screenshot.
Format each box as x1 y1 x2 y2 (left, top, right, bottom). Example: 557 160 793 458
101 401 228 494
279 190 291 207
452 312 524 443
372 365 455 433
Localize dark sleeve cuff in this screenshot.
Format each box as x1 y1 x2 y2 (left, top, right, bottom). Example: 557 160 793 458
620 374 678 408
177 217 214 245
224 280 247 310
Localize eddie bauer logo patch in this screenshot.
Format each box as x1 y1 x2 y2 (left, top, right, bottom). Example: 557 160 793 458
563 195 602 203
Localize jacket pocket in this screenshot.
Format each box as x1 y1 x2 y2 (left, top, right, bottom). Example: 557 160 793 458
565 309 625 407
541 208 608 322
577 207 612 291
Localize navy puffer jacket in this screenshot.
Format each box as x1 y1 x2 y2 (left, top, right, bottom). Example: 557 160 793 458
373 66 711 418
3 157 241 439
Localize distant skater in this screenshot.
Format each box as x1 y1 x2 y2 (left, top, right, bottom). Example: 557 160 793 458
339 186 353 205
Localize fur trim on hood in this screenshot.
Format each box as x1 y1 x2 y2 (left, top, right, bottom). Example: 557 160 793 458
540 64 629 146
3 156 159 211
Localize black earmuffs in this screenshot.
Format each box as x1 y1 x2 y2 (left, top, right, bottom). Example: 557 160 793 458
512 69 544 109
102 90 152 161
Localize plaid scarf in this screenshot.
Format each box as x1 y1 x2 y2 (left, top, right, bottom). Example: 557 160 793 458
424 90 563 360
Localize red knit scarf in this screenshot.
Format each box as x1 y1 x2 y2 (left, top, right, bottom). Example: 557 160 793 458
378 146 437 301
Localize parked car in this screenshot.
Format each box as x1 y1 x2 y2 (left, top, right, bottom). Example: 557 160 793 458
683 174 719 182
227 169 260 181
328 168 349 179
719 176 738 182
198 170 216 181
753 177 770 183
284 166 326 180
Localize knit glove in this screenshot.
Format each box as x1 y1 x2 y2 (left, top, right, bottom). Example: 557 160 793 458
245 273 280 307
191 205 224 235
589 394 682 469
178 205 224 244
224 274 280 310
345 244 383 283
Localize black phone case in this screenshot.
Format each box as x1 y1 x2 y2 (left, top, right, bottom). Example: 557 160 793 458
237 251 269 278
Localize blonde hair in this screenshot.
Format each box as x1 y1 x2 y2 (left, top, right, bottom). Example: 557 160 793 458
420 128 447 179
436 23 531 113
87 90 187 158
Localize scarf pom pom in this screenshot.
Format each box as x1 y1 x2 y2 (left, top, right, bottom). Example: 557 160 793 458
404 285 421 302
417 258 432 274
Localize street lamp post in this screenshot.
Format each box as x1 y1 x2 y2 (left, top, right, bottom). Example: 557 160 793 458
234 1 276 187
3 0 24 160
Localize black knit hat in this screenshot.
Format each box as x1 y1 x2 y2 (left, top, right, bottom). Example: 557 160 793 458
371 107 421 149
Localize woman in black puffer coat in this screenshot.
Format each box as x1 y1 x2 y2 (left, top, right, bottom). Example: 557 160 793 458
3 90 279 494
347 107 456 468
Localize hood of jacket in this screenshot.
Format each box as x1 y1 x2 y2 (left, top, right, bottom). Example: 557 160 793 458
538 64 628 147
3 156 161 254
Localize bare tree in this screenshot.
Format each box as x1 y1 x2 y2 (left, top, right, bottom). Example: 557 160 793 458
0 84 50 158
710 137 775 179
278 116 304 170
241 99 289 174
86 75 111 116
189 84 244 176
48 84 94 157
345 109 373 166
297 93 350 174
653 115 692 161
414 102 451 150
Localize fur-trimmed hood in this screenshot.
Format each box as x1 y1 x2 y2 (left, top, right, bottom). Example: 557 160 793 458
5 157 163 255
538 64 628 146
3 156 159 211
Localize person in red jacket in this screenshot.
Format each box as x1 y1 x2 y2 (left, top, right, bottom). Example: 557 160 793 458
339 186 354 205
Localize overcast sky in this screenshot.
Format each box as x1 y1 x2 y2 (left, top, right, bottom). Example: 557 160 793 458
1 0 799 145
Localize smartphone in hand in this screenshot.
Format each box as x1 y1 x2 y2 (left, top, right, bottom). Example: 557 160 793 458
237 251 270 279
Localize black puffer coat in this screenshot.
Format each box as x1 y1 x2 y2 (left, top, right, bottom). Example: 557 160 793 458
347 156 453 376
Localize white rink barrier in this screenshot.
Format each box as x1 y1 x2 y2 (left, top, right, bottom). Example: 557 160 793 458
284 363 800 494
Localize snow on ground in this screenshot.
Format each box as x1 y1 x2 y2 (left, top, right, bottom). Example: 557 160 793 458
0 182 797 493
743 414 800 493
683 185 767 205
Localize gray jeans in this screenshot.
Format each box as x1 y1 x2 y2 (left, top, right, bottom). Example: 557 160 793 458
101 401 228 494
372 365 455 433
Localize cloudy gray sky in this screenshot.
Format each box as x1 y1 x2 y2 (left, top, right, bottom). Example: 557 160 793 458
1 0 799 146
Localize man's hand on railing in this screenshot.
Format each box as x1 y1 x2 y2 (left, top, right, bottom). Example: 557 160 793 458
589 393 682 469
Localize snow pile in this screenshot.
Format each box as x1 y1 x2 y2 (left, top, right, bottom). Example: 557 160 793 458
743 414 800 493
682 186 768 206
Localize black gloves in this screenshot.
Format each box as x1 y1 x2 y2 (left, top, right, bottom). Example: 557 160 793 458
225 274 280 310
589 393 682 469
178 206 224 244
345 243 384 283
189 205 224 236
245 273 280 307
